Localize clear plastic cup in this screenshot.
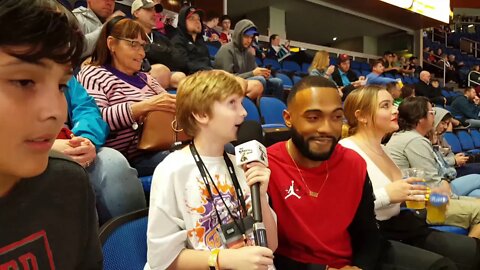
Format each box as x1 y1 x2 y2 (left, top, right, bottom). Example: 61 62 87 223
426 193 449 224
401 168 426 209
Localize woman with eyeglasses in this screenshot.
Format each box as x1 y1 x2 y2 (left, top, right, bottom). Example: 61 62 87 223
77 17 176 177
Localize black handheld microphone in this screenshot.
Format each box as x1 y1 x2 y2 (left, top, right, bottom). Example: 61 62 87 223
234 121 268 247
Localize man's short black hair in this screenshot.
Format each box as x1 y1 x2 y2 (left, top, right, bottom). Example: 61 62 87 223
287 76 337 106
386 82 397 92
409 56 418 61
383 51 393 56
205 11 220 22
372 58 384 68
220 15 231 22
0 0 84 67
269 34 279 43
398 96 431 131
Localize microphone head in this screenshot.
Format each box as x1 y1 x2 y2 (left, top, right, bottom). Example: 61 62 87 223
235 120 265 146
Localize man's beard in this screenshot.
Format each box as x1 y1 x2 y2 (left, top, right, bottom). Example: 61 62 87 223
290 127 338 161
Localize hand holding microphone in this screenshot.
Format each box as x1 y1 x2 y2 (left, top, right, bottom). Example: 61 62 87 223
235 122 270 248
243 162 271 195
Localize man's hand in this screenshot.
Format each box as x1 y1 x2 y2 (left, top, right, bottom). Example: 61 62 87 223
252 67 271 78
455 153 469 167
243 162 271 195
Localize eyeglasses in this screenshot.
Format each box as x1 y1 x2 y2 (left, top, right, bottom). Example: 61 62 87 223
113 37 147 51
428 110 436 116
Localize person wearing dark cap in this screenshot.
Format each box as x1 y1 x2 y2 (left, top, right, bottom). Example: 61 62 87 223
132 0 186 88
171 6 212 75
331 54 365 100
214 19 284 100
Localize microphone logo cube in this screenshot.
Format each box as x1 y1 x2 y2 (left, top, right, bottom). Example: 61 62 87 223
235 140 268 167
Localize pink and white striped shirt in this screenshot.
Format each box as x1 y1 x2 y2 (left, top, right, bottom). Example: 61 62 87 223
77 65 166 159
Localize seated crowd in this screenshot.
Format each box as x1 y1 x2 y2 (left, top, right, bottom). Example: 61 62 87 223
4 0 480 270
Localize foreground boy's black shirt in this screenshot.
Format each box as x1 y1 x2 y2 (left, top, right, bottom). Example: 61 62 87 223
0 152 102 269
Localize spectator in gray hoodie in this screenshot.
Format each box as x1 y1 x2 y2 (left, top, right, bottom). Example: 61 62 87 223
214 19 284 100
386 96 480 237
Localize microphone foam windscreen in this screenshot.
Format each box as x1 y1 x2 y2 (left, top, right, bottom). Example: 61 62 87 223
235 120 265 146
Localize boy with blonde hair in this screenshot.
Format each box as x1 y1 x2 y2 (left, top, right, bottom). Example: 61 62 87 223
145 70 278 270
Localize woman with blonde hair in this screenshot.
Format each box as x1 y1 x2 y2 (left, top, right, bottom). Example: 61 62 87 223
339 85 480 269
309 50 335 79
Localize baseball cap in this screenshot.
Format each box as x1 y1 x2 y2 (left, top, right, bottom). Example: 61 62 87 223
186 7 205 20
131 0 155 14
244 27 259 36
338 54 350 63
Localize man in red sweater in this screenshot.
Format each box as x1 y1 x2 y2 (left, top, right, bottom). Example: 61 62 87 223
267 76 383 269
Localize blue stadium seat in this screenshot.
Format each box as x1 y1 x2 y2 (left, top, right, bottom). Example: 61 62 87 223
258 97 287 126
329 57 337 66
255 57 263 67
360 62 371 71
470 129 480 148
350 61 361 70
302 63 311 74
206 45 219 57
275 73 293 89
457 130 480 154
411 77 420 84
74 0 87 8
352 69 361 77
292 75 302 85
403 77 413 85
99 209 148 270
361 70 370 77
139 176 152 194
441 90 451 98
430 225 468 235
242 98 262 123
282 61 301 73
443 132 463 153
263 58 281 71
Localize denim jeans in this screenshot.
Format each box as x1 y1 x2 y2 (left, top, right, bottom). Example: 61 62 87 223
87 147 146 224
248 76 284 100
451 174 480 197
130 150 170 177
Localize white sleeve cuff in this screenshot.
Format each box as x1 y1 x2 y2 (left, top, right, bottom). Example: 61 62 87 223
374 187 391 209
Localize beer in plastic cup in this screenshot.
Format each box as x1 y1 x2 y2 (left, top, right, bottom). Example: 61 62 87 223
401 168 426 209
426 193 448 224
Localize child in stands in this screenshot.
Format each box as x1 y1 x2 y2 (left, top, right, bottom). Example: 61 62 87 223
145 70 277 269
0 0 102 268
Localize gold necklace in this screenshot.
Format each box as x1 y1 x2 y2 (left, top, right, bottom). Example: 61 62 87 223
286 141 329 198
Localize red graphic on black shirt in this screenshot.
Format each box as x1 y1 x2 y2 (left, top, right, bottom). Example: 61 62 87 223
0 230 55 270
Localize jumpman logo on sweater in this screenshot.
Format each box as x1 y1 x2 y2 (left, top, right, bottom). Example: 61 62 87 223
285 180 301 199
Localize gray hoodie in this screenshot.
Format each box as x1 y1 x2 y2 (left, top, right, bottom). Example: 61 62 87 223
386 129 443 185
213 19 258 78
72 6 103 58
434 107 456 166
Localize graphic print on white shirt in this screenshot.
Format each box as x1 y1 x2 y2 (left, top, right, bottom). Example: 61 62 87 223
184 172 255 250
